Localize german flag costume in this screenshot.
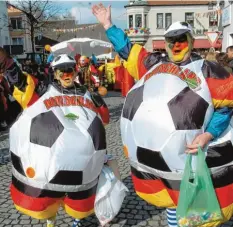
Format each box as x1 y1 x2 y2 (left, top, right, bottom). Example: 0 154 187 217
106 25 233 226
1 56 110 220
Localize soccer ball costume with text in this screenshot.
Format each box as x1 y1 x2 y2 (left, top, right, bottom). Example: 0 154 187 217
103 20 233 227
5 54 109 220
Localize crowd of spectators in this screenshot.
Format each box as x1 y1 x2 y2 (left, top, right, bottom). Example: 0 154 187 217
1 46 233 133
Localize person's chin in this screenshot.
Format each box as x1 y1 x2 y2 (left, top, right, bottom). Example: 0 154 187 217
171 55 185 63
62 82 73 88
172 52 190 63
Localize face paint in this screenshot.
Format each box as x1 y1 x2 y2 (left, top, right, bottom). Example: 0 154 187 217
55 68 76 88
165 33 193 63
168 43 174 49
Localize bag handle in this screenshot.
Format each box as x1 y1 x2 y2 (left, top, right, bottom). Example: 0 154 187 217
102 166 115 182
183 147 204 185
182 153 194 184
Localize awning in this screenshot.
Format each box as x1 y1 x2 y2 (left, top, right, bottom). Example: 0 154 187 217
193 39 222 49
153 40 165 49
153 39 222 50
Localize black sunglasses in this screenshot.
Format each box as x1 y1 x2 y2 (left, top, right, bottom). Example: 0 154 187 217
57 67 74 73
165 34 188 44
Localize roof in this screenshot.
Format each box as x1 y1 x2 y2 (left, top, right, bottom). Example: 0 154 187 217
125 0 216 7
147 0 215 6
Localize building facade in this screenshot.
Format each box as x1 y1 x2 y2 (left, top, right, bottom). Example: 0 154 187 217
125 0 222 52
7 5 32 59
0 1 10 47
222 0 233 51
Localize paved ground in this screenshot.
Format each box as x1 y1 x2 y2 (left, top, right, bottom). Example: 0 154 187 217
0 91 233 227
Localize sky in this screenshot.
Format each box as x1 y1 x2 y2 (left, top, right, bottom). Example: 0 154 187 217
54 1 128 29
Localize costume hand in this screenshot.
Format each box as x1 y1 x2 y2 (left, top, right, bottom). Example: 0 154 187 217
185 132 213 154
92 3 112 30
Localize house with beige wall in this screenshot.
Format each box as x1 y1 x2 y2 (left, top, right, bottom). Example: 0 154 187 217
125 0 221 52
7 5 32 59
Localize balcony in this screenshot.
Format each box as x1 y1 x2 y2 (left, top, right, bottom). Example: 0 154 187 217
124 27 150 45
124 27 150 36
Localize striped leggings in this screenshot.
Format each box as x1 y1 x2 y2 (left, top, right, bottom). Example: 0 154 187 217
166 208 178 227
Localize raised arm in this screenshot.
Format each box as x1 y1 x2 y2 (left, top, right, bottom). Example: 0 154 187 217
92 3 162 80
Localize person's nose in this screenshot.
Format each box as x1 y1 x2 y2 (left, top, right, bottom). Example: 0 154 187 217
174 41 181 47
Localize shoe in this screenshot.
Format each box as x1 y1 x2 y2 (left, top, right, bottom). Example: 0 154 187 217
47 217 55 227
72 219 81 227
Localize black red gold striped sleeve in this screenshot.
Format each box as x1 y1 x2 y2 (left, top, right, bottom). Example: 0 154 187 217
203 60 233 108
106 25 162 80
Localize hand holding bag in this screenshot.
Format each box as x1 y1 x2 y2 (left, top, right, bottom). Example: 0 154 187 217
177 147 223 227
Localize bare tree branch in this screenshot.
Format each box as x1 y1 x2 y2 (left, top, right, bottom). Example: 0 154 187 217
7 0 61 60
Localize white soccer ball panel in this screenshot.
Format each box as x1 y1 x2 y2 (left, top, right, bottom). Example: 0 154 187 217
131 100 176 151
120 118 138 162
48 127 95 181
143 74 188 103
23 143 52 182
160 129 202 171
10 114 31 156
82 150 105 184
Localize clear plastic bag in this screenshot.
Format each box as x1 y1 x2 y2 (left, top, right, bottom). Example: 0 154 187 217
177 147 223 227
94 165 128 226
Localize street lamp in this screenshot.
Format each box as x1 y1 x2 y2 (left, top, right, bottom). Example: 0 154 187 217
77 2 81 24
77 7 81 24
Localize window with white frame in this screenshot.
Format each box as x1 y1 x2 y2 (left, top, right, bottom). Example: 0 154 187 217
165 13 172 29
157 13 163 29
129 15 133 28
135 14 142 27
10 18 23 30
185 12 194 28
12 37 24 46
144 14 147 27
209 13 218 27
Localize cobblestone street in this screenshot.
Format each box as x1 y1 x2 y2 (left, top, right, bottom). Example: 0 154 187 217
0 92 233 227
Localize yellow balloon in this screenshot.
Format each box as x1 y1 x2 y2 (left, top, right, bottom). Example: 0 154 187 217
45 45 51 52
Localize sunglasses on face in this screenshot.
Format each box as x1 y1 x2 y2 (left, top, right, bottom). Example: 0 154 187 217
57 67 74 73
165 34 188 44
56 68 75 78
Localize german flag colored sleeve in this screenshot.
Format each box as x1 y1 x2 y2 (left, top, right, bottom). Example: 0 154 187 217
106 25 162 81
204 60 233 108
13 72 40 109
4 63 43 109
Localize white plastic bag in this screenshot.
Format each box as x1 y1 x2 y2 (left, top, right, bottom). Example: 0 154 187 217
94 165 128 226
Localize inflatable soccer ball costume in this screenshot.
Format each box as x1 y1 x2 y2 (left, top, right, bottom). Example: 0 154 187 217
113 22 233 226
7 54 110 220
121 58 233 226
10 86 106 219
92 10 233 225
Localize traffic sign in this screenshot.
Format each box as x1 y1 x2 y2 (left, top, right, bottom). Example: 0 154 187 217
205 31 221 47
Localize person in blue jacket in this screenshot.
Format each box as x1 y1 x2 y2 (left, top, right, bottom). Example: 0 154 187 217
92 3 233 227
